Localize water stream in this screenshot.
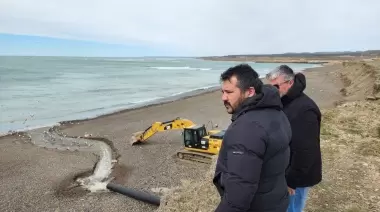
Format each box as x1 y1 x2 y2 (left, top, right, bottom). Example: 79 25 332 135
26 127 116 192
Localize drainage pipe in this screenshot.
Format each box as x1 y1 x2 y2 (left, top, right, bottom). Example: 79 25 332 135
106 182 161 206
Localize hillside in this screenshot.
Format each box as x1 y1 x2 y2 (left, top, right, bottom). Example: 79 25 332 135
199 50 380 64
204 50 380 58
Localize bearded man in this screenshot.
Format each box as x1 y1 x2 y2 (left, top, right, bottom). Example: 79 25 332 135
213 64 292 212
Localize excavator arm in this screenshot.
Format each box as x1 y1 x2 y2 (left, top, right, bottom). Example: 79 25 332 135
130 117 196 145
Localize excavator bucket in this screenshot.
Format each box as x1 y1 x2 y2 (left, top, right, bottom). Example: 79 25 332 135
130 131 144 145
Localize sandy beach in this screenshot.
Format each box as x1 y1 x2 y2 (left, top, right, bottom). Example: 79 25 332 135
0 63 346 211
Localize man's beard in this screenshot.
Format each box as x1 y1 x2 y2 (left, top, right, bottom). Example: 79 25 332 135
279 90 288 97
224 96 246 114
224 101 233 114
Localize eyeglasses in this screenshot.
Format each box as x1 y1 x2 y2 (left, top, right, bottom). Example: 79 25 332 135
273 80 290 89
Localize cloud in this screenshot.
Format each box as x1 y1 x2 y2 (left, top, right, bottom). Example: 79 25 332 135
1 0 379 56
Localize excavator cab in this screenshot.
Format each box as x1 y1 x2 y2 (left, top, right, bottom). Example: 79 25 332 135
177 125 224 163
183 125 209 150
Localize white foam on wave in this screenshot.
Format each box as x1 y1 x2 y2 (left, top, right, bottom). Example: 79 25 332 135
169 85 219 97
2 56 320 138
150 66 211 71
130 97 162 104
103 58 147 62
0 84 221 136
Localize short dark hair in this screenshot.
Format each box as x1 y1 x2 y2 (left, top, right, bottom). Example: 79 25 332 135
220 63 263 93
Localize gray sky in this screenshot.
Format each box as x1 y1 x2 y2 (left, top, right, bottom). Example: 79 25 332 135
1 0 379 56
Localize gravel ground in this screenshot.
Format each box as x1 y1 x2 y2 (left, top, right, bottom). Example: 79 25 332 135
0 64 344 212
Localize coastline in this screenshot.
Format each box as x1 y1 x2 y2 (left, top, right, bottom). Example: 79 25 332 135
197 51 379 64
0 62 347 212
1 63 323 138
0 85 221 137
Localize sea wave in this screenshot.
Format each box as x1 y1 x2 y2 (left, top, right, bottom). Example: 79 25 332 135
150 66 211 71
0 56 319 135
0 85 219 136
86 88 124 93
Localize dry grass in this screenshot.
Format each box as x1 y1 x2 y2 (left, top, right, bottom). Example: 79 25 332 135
306 100 380 212
306 61 380 212
156 156 220 212
157 100 380 212
157 99 380 212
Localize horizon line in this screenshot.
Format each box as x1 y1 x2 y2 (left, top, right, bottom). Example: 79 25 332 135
1 48 379 59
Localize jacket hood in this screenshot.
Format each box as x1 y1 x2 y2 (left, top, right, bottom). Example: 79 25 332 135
282 72 306 103
231 84 283 122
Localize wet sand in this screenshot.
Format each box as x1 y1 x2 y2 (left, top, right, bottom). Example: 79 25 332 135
0 63 344 212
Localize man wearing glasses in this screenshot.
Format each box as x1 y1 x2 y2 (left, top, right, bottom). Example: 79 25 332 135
266 65 322 212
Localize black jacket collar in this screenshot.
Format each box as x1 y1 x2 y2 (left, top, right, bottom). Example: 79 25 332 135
231 85 283 122
281 73 306 105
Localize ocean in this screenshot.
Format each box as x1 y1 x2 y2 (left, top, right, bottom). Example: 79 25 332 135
0 56 320 134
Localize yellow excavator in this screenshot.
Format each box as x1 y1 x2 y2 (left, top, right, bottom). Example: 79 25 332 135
130 117 225 164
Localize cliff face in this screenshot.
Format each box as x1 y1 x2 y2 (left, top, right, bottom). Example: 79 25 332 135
339 61 380 100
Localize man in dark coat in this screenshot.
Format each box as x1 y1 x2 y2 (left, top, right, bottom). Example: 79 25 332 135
213 64 292 212
266 65 322 212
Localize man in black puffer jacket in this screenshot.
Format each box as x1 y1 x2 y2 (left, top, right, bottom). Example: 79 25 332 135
266 65 322 212
213 64 292 212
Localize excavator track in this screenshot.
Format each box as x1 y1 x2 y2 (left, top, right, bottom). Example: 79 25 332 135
176 149 213 164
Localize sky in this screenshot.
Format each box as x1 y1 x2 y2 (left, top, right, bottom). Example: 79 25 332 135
0 0 380 57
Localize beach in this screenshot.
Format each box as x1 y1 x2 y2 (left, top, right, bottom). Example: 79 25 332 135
0 62 346 212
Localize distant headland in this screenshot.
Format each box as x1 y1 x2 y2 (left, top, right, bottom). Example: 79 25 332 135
197 50 380 64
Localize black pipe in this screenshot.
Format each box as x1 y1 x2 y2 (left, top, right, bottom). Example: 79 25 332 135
106 182 161 206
